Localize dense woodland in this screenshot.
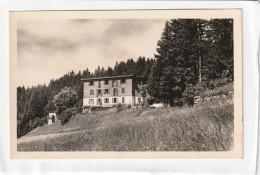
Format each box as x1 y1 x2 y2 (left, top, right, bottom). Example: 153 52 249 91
17 19 233 138
148 19 233 105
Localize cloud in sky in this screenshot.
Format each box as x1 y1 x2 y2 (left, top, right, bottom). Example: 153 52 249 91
17 19 167 87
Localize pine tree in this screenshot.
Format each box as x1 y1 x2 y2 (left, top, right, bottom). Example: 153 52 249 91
28 90 44 118
106 67 113 76
147 19 210 105
147 22 170 101
147 59 163 101
207 19 233 80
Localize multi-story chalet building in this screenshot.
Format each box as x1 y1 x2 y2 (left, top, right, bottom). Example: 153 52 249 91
81 75 147 108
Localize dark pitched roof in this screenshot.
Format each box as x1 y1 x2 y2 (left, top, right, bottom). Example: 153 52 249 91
81 74 145 81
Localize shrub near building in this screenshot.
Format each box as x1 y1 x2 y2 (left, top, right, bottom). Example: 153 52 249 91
53 87 78 124
59 108 77 125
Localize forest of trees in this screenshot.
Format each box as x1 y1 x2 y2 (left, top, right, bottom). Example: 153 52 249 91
17 19 233 138
147 19 233 105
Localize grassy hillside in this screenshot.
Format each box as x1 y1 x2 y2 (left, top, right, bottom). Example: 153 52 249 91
18 93 233 151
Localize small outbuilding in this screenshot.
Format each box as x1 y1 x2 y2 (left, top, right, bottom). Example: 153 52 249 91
47 113 57 125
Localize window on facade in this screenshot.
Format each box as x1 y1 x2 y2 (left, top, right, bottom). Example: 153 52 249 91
121 78 126 84
97 89 102 96
90 90 94 95
122 88 125 94
138 97 141 103
89 99 94 104
98 80 101 88
97 98 102 105
104 89 109 94
122 97 125 103
113 88 118 96
113 98 118 103
89 81 94 86
104 80 109 85
105 98 109 103
112 79 118 87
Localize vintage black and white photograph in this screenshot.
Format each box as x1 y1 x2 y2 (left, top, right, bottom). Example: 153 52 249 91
10 10 242 158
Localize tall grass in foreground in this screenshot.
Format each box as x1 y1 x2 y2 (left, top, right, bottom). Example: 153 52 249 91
18 97 233 151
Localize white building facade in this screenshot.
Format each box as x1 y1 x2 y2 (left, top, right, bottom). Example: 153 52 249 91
81 75 146 108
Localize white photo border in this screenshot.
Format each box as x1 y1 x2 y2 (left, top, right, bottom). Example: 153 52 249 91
0 0 259 174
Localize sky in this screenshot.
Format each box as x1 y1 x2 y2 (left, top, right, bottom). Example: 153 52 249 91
17 19 167 87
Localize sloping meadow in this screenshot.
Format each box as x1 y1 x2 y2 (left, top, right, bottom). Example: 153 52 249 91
18 96 233 152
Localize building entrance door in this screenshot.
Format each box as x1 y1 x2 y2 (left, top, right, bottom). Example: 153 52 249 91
52 116 55 123
97 98 102 105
